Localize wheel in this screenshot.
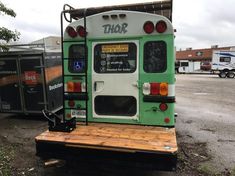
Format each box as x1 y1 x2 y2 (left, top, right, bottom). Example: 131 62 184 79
219 71 227 78
227 71 235 78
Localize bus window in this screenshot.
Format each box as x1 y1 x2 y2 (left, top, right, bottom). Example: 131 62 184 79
94 43 137 73
68 44 85 73
144 41 167 73
95 96 137 116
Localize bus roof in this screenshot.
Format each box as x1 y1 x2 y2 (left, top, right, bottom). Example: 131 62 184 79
63 0 172 22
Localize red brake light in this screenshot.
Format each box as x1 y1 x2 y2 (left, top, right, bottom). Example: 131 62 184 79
77 26 86 37
156 20 167 33
159 103 168 111
164 117 170 123
68 100 75 107
150 83 160 95
143 21 154 34
74 82 82 92
66 113 71 118
66 26 77 38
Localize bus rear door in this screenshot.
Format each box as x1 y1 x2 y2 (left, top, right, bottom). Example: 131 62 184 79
92 41 139 120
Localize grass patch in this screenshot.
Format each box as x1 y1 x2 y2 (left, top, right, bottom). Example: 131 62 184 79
197 163 218 176
231 166 235 176
0 144 15 176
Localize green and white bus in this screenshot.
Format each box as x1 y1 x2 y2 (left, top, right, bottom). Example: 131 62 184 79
36 1 177 171
63 4 175 127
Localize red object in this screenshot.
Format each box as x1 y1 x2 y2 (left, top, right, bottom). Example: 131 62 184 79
164 117 170 123
66 26 77 38
159 103 168 111
24 71 37 85
77 26 87 37
150 83 160 95
74 82 82 92
143 21 154 34
68 100 75 107
66 113 71 118
156 20 167 33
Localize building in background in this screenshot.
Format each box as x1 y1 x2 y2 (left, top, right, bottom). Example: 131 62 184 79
176 45 235 71
1 36 61 52
30 36 61 51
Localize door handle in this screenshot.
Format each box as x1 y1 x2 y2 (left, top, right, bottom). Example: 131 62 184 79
93 81 104 92
94 82 97 91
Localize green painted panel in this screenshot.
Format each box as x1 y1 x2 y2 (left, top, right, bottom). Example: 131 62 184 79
63 35 175 126
64 100 86 109
138 35 175 126
139 102 174 126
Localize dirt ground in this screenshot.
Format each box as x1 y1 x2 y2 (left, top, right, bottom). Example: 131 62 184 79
0 74 235 176
0 113 208 176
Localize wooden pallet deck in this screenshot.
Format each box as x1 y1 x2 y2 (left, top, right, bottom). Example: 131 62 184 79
35 123 177 154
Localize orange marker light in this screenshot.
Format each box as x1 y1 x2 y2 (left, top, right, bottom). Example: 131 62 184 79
160 82 168 96
67 81 74 92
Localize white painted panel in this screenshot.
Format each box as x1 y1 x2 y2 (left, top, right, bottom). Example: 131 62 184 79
92 40 139 120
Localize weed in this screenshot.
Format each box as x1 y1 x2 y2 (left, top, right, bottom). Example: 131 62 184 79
231 166 235 176
0 145 15 176
197 163 217 176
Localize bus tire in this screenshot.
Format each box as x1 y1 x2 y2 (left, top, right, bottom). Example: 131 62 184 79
227 71 235 78
219 71 227 78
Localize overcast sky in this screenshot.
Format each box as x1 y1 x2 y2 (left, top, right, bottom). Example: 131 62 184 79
1 0 235 50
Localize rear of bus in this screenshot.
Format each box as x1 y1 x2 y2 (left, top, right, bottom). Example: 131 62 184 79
63 10 175 127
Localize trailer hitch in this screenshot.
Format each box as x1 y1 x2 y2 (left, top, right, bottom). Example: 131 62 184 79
42 109 76 132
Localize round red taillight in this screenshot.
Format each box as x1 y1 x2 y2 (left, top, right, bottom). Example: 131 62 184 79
66 113 71 118
164 117 170 123
68 100 75 107
66 26 77 38
159 103 168 111
156 20 167 33
77 26 87 37
143 21 154 34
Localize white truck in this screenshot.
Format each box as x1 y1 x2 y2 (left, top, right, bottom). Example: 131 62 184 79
212 50 235 78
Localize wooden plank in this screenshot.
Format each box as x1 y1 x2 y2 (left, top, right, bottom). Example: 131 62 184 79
35 123 177 154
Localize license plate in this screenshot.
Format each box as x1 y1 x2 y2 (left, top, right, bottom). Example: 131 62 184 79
71 110 86 118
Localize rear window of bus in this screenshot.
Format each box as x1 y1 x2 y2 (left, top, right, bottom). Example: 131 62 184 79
144 41 167 73
94 43 137 73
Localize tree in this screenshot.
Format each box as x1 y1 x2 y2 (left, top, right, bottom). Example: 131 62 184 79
0 1 20 51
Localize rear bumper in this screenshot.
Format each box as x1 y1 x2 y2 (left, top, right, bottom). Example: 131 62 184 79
36 141 177 171
35 123 177 171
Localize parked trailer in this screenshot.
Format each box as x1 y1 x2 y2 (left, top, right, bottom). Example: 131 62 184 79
36 0 177 171
212 50 235 78
0 49 63 114
176 60 200 73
